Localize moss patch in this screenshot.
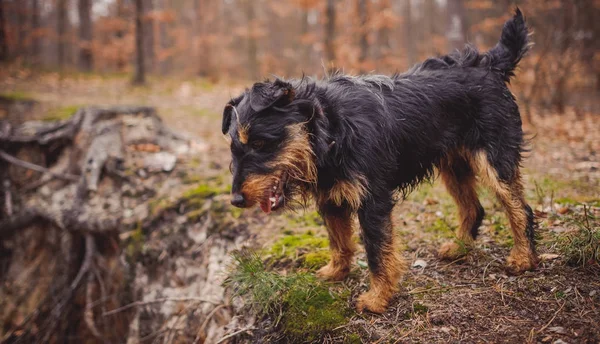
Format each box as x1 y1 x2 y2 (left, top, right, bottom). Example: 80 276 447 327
227 252 351 343
44 105 79 121
0 91 35 101
287 210 323 228
269 231 329 259
302 251 331 270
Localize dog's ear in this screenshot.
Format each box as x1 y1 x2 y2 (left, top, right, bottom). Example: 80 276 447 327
249 79 295 113
222 95 243 134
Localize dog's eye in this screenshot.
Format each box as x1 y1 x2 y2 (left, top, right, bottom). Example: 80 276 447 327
250 140 265 150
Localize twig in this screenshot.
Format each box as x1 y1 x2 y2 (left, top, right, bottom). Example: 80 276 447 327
194 304 226 344
85 265 102 339
215 326 255 344
0 149 79 182
3 179 12 216
102 297 221 316
537 301 566 333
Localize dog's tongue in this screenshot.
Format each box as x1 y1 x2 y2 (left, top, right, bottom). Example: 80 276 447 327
260 199 272 214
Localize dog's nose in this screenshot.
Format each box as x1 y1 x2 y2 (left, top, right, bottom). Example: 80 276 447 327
231 193 246 208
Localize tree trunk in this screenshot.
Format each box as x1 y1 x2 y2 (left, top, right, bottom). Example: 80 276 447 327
404 0 415 66
143 0 154 74
78 0 93 71
324 0 336 69
357 0 368 73
157 0 170 75
0 0 8 61
57 0 68 70
376 0 391 64
301 5 310 68
245 0 258 80
446 0 466 51
132 0 145 85
16 0 27 59
30 0 40 65
423 0 436 55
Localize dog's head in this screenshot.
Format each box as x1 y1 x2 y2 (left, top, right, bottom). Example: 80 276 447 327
222 79 323 213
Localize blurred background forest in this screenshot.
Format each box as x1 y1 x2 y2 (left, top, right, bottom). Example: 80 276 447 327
0 0 599 115
0 1 599 343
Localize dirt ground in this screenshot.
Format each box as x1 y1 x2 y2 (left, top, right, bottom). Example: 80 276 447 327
1 70 598 343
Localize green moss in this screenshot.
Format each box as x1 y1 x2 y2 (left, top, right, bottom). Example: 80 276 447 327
44 105 79 121
227 252 351 343
270 231 329 258
0 91 35 101
344 333 362 344
284 286 349 342
302 251 331 269
288 210 323 228
412 302 429 316
148 197 174 217
125 222 145 259
183 184 220 199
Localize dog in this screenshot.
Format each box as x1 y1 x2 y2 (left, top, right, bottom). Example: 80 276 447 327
222 8 536 313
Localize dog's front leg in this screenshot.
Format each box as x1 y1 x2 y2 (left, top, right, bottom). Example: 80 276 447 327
356 197 406 314
316 203 356 281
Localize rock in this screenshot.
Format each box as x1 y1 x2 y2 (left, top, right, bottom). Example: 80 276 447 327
539 253 560 261
412 259 428 269
549 326 567 334
144 151 177 172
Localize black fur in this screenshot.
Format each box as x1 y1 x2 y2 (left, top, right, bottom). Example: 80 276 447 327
224 9 534 276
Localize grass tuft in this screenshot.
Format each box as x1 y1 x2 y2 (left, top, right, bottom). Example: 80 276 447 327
226 251 351 342
550 206 599 267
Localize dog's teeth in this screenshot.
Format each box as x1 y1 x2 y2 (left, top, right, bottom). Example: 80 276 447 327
269 197 276 203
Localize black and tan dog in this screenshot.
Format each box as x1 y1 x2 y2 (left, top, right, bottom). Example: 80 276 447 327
222 9 536 313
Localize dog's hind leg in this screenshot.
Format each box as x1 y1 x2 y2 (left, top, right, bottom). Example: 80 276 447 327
356 196 407 314
472 151 537 274
437 155 485 260
316 204 356 281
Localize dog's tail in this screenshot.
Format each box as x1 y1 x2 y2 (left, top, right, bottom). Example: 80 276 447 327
487 8 531 83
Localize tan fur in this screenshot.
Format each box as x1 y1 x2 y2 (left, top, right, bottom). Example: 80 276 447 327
239 174 279 207
317 176 368 212
356 222 406 314
471 151 537 273
240 124 316 207
317 213 357 281
437 155 481 259
237 125 249 144
266 124 317 187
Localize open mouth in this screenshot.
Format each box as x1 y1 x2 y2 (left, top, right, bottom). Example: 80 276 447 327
259 172 287 214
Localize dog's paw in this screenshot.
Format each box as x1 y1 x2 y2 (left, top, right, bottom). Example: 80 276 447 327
356 290 389 314
316 261 349 281
506 249 537 275
437 241 469 260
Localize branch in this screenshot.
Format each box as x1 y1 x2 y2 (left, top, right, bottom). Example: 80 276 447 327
103 297 221 316
0 149 79 182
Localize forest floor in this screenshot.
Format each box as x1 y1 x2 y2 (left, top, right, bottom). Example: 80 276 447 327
1 70 598 344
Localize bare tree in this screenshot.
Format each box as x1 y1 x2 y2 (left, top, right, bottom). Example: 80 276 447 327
244 0 258 80
31 0 40 65
57 0 67 69
132 0 145 85
357 0 368 72
324 0 336 68
144 0 155 73
446 0 466 51
404 0 415 66
78 0 93 71
0 0 6 62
